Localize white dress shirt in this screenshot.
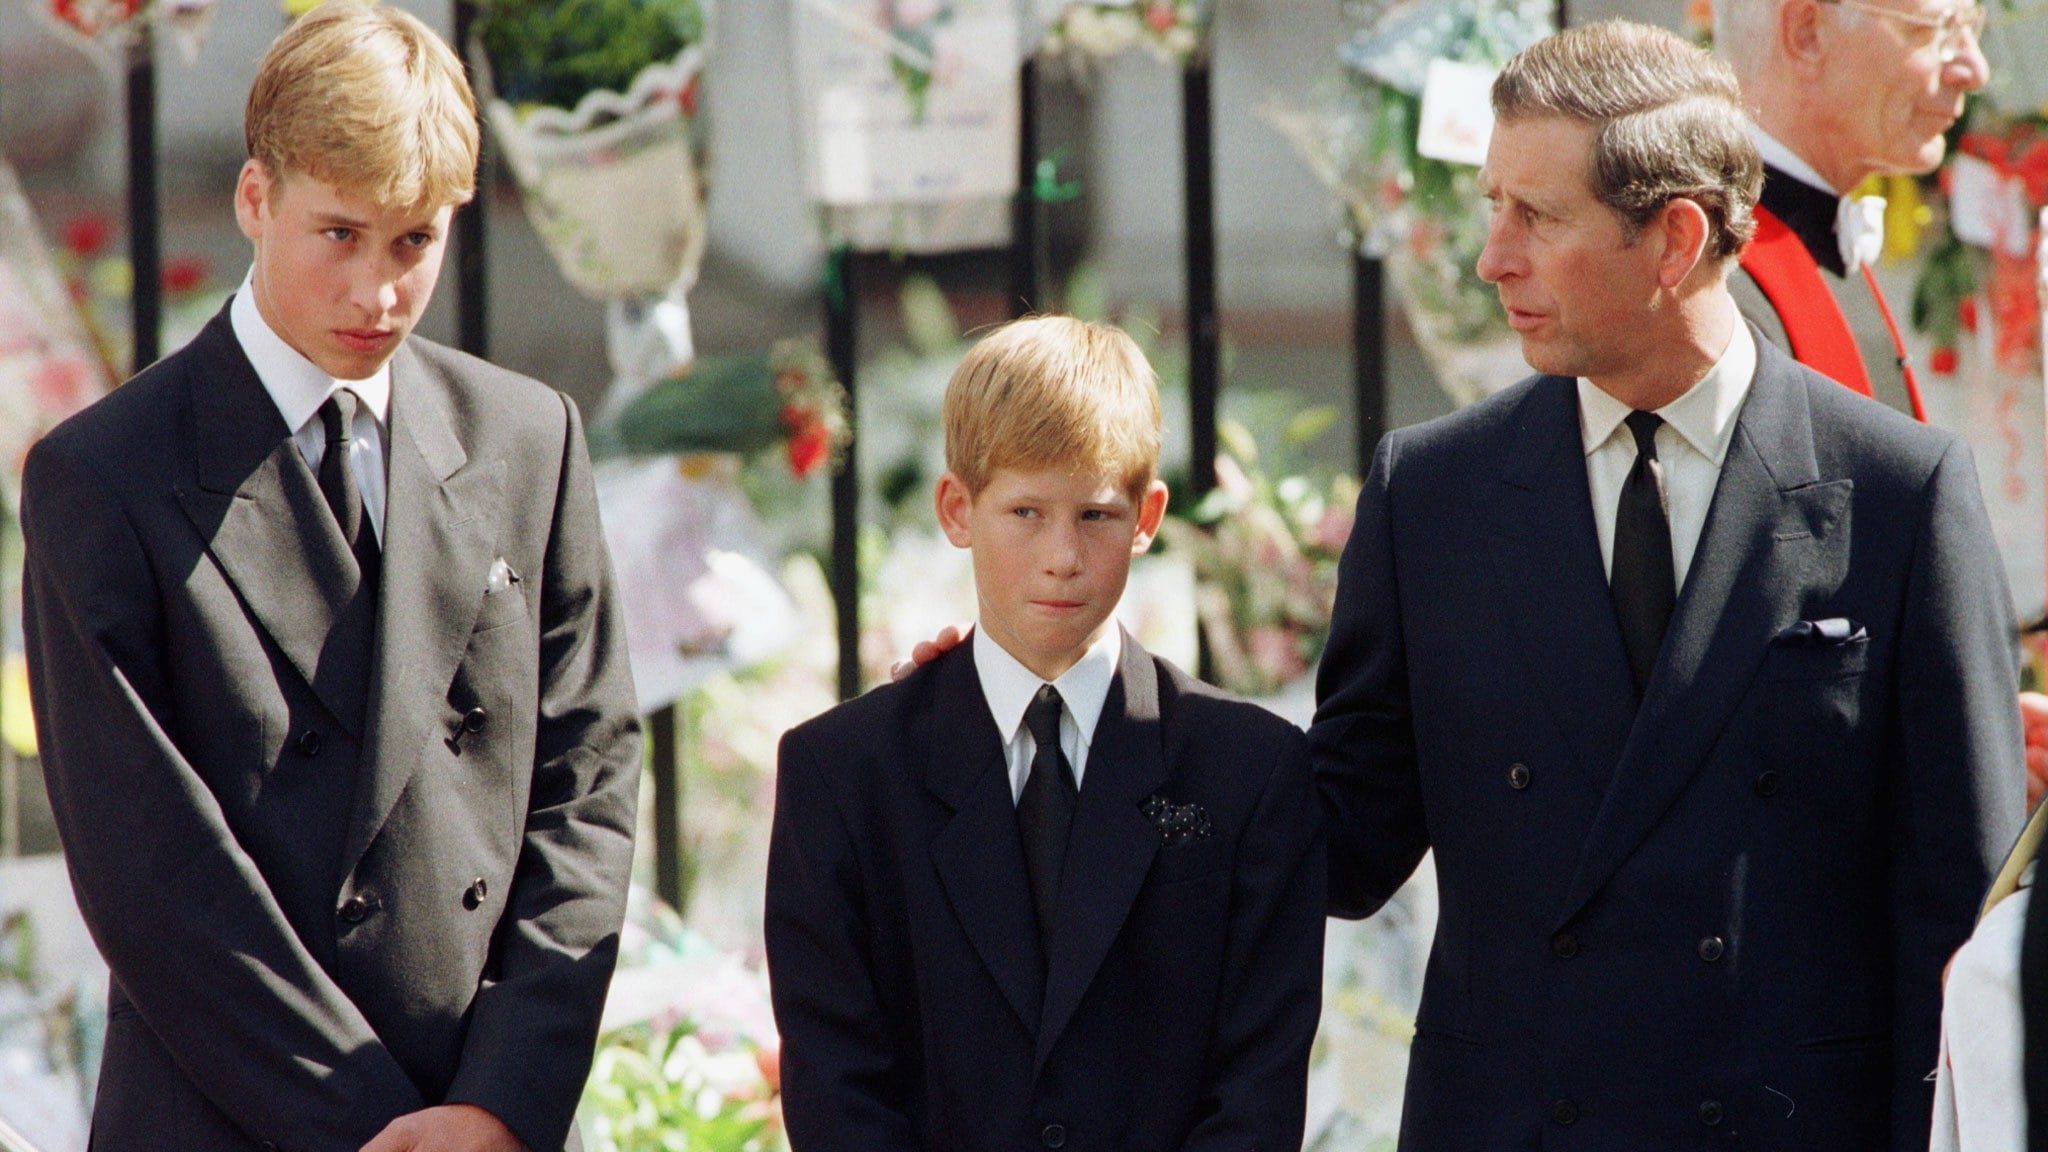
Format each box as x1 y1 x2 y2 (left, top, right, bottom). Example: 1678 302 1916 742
1579 318 1756 592
1929 862 2032 1152
229 273 390 544
973 625 1120 804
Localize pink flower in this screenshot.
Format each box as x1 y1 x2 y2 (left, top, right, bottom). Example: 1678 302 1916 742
1246 627 1308 684
1313 505 1354 553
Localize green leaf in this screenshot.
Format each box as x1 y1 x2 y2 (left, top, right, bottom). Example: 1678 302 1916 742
1283 405 1339 446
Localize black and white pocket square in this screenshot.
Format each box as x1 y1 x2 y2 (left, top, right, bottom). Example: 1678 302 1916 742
1772 617 1866 646
1142 794 1213 847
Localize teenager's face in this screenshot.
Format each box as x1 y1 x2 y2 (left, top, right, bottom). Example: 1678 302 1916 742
936 465 1168 682
234 161 453 381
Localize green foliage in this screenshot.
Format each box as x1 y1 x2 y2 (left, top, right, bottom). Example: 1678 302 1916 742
580 1021 775 1152
478 0 706 112
612 354 785 458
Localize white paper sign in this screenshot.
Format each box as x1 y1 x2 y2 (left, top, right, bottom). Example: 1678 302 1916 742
1415 58 1497 168
794 1 1020 209
1948 153 2035 258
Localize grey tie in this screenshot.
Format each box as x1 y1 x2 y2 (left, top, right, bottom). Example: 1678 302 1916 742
1018 684 1077 958
318 390 380 592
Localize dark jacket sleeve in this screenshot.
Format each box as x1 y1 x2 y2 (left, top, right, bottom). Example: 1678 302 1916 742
765 726 925 1152
1182 734 1325 1152
1886 436 2026 1152
445 393 643 1152
21 439 426 1150
1309 432 1431 918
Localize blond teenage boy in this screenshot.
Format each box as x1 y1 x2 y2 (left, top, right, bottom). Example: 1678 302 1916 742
764 316 1325 1152
21 6 640 1151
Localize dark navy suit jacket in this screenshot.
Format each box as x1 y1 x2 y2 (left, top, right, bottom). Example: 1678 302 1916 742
1312 330 2023 1151
766 632 1324 1152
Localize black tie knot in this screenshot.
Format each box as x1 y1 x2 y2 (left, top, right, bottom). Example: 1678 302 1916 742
1026 684 1064 751
320 390 358 448
1624 410 1663 459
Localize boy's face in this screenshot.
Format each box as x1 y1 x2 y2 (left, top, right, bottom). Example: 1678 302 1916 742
234 160 454 381
936 464 1169 683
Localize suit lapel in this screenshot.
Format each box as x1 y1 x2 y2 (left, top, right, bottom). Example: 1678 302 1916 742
1035 631 1167 1072
1555 335 1851 928
1482 377 1639 784
925 638 1046 1036
340 343 497 875
173 310 376 736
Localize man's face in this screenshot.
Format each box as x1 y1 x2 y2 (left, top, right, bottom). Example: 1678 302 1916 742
935 465 1168 682
1475 116 1665 386
1818 0 1987 181
234 162 453 381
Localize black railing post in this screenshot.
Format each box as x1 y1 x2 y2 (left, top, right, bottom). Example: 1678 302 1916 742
1353 246 1386 475
826 248 861 701
127 27 161 374
453 0 490 357
1182 50 1218 502
649 702 685 912
1013 56 1042 317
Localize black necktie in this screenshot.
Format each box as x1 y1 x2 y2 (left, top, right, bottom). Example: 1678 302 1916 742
1018 684 1077 957
318 390 381 592
1611 410 1675 695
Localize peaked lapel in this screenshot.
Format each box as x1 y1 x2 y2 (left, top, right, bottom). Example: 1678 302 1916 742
173 309 377 736
1035 631 1167 1072
339 342 498 876
924 638 1046 1037
1481 377 1639 785
1554 333 1852 927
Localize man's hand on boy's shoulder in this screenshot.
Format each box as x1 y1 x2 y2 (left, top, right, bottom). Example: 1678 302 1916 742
888 623 971 681
360 1104 526 1152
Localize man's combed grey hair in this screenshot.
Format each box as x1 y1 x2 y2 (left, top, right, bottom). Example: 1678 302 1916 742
1493 20 1763 259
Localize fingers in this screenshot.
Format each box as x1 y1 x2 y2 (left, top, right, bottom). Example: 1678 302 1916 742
892 624 970 682
359 1121 412 1152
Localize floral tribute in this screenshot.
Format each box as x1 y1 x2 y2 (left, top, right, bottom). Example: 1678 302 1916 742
880 0 960 123
1913 111 2048 379
1039 0 1210 64
42 0 219 62
609 341 850 480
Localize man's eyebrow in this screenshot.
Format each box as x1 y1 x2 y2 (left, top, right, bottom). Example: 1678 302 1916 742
310 211 371 229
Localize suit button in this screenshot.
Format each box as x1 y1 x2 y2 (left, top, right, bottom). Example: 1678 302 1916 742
295 729 322 756
1699 1099 1725 1126
464 877 488 910
462 707 488 734
1041 1123 1066 1148
1754 771 1781 797
339 895 373 924
1551 931 1580 959
1508 763 1532 790
1551 1099 1578 1126
1697 935 1725 962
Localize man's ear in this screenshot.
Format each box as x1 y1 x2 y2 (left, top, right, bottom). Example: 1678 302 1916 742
935 471 976 549
1781 0 1827 71
1130 479 1170 556
234 160 272 243
1653 197 1713 290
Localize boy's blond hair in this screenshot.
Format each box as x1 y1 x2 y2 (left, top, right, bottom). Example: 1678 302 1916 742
246 0 479 210
943 316 1162 500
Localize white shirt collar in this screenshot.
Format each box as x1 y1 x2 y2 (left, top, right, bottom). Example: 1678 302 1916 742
229 269 392 435
1750 125 1838 196
1578 318 1755 467
973 624 1121 753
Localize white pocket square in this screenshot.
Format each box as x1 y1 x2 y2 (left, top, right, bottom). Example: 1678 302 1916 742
487 557 520 594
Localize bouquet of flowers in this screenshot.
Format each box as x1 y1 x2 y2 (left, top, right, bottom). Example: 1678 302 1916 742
1157 417 1358 699
1912 109 2048 378
39 0 218 63
1038 0 1210 65
606 342 849 480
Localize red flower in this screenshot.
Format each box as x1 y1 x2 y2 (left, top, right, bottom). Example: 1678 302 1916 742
1929 345 1960 375
787 422 831 477
63 214 111 259
1145 1 1177 33
161 255 209 296
1959 296 1980 333
678 76 700 119
779 402 810 431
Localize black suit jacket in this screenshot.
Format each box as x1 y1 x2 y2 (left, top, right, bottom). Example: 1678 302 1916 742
22 307 641 1152
765 632 1324 1152
1312 330 2023 1151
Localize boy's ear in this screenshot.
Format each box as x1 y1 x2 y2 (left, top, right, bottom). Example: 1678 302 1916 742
934 471 975 549
1130 480 1169 556
235 160 273 243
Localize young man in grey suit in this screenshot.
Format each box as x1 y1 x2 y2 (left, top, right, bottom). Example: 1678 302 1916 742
21 5 640 1150
1312 21 2024 1151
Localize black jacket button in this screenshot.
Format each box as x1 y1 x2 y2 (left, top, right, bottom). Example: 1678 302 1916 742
465 877 488 909
1508 763 1532 790
462 707 488 734
1042 1123 1066 1148
1552 1099 1578 1126
1552 931 1580 959
339 895 373 924
1698 935 1725 962
1699 1099 1725 1126
1754 771 1781 797
295 729 322 757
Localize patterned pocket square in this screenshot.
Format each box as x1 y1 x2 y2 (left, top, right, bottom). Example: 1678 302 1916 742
1142 794 1213 847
